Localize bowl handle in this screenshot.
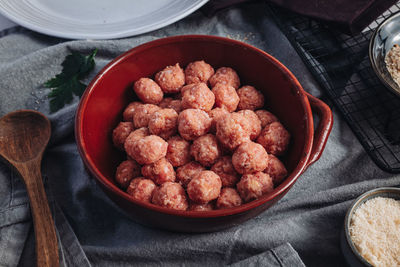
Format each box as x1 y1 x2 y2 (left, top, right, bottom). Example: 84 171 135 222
304 92 333 170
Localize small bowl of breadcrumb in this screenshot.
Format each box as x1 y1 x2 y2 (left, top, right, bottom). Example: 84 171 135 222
369 11 400 97
341 187 400 267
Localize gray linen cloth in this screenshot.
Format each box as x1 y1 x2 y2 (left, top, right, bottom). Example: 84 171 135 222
0 2 399 266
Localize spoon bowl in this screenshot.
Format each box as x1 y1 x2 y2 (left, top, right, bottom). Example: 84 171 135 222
0 110 50 162
0 110 59 267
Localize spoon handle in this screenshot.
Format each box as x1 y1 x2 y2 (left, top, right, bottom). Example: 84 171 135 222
16 159 59 267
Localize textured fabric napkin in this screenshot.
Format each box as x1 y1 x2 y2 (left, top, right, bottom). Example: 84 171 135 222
0 2 399 267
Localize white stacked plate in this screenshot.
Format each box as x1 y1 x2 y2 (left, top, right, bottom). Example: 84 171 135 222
0 0 208 39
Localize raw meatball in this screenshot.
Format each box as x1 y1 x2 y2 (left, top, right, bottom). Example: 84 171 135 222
112 122 134 150
255 110 278 128
211 156 240 187
126 177 156 203
237 85 264 110
180 83 196 95
190 134 221 167
176 161 205 188
128 135 168 165
215 113 251 150
185 60 215 84
155 63 185 93
148 108 178 140
178 109 212 140
236 172 274 202
264 154 288 185
188 202 214 211
159 97 173 108
133 104 161 128
232 141 269 174
115 160 141 189
257 122 290 156
216 188 242 209
212 83 239 112
151 182 188 210
187 170 222 204
141 157 175 185
133 78 163 104
167 100 182 113
123 101 142 122
237 110 262 140
124 127 149 153
181 83 215 111
159 97 182 113
208 108 229 133
166 136 191 167
209 67 240 89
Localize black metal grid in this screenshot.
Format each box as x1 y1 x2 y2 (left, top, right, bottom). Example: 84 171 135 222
267 3 400 173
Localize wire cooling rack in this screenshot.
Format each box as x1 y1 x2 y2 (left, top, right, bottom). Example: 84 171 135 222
267 3 400 173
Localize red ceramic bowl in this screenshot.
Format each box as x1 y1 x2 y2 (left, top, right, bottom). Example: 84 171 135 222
76 35 333 232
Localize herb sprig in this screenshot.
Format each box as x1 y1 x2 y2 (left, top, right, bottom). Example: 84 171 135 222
45 49 97 113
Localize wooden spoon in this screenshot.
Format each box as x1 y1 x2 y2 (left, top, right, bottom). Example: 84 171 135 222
0 110 59 267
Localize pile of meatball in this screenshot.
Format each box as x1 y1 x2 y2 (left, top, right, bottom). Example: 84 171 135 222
112 61 290 211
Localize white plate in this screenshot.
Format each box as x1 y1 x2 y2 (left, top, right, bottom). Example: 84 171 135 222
0 0 208 39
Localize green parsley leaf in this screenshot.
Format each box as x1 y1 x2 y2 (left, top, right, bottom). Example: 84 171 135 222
45 48 97 113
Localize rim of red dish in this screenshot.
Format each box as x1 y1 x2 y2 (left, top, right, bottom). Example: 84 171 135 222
75 35 313 218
